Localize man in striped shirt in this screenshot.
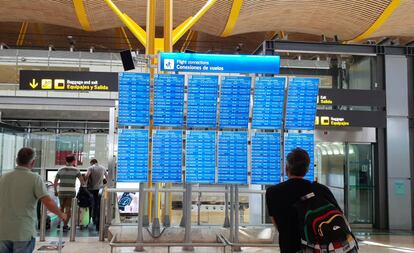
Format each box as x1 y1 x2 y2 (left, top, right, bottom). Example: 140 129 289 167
54 155 84 231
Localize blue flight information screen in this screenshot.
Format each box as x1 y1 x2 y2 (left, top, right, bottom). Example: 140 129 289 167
251 132 281 185
218 132 248 184
117 129 149 182
118 73 150 126
152 130 182 183
219 76 251 129
154 74 185 127
284 133 314 181
187 75 218 128
285 77 319 130
185 131 216 183
252 77 285 129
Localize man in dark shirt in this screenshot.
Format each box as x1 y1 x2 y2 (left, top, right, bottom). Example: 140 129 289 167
266 148 353 253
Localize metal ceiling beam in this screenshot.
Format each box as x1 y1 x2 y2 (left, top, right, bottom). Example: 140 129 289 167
73 0 92 31
253 40 408 56
0 96 115 107
221 0 243 37
347 0 400 43
172 0 218 44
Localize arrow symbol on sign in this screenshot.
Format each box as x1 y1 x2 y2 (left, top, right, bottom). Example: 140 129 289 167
29 79 38 89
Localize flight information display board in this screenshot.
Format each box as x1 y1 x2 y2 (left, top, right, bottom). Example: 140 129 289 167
185 131 216 183
118 73 150 126
252 77 285 129
218 132 248 184
187 75 218 128
117 129 149 182
285 77 319 130
152 130 183 183
219 76 251 129
251 132 281 185
154 74 185 127
284 133 314 181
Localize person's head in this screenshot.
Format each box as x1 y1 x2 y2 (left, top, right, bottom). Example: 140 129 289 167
90 159 98 166
66 155 77 166
16 147 36 169
286 148 310 178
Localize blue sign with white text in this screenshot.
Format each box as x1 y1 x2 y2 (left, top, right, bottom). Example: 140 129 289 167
252 77 285 129
284 133 315 181
186 131 216 184
285 77 319 130
218 132 248 184
118 73 150 126
160 53 280 74
117 129 149 182
154 74 185 127
220 76 251 129
187 75 219 128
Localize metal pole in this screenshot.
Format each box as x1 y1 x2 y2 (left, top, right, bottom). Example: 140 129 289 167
70 198 77 242
229 185 234 242
99 193 106 241
39 204 47 242
143 184 149 227
164 184 171 227
180 184 186 227
223 185 230 227
151 184 161 236
135 183 145 252
197 192 201 226
233 185 241 252
183 184 193 251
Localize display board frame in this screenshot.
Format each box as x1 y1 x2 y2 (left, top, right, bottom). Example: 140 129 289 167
116 73 319 185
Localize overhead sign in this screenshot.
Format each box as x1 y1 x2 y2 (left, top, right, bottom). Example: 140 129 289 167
20 70 118 91
318 88 385 107
159 52 280 74
315 110 386 128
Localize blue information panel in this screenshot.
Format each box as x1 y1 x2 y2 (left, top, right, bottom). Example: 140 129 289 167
160 53 280 74
186 131 216 184
187 75 218 128
252 77 285 129
285 77 319 130
220 76 251 128
117 129 149 182
284 133 314 181
251 132 281 185
152 130 182 183
154 74 185 127
118 73 150 126
218 132 248 184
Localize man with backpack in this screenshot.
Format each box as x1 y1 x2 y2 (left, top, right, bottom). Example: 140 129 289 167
266 148 357 253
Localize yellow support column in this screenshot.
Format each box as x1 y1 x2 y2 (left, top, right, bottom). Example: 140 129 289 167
164 0 173 52
146 0 156 223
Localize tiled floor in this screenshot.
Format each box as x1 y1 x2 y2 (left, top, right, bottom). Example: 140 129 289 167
34 231 414 253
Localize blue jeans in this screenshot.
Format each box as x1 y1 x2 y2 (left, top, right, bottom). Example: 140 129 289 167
0 238 35 253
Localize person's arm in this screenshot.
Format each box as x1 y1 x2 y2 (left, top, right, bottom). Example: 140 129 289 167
271 217 279 229
53 175 59 197
78 172 85 186
85 168 91 181
40 195 67 221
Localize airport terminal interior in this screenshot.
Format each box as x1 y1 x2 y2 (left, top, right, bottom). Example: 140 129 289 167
1 0 414 252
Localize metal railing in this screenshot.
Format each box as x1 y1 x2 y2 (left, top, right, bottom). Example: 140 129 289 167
99 186 277 252
39 197 79 242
